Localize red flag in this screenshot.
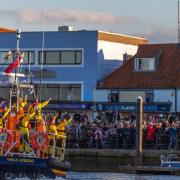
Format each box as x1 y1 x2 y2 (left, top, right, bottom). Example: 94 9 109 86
4 53 24 74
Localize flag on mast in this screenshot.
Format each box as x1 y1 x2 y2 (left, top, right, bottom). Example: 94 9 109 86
4 53 24 74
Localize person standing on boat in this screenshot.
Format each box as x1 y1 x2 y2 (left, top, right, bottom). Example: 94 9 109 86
19 111 35 153
16 95 28 124
27 97 51 132
56 114 72 155
0 107 10 129
48 113 59 156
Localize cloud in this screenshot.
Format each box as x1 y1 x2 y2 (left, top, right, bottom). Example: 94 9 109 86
0 9 139 25
143 28 177 43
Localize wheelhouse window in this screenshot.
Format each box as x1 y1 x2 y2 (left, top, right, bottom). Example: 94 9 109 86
36 84 81 101
39 50 82 65
0 51 35 65
134 58 156 71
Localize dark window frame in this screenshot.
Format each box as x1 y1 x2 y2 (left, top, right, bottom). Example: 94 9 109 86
39 50 82 65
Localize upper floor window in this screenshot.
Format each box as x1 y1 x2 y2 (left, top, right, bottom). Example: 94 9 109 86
0 51 35 65
134 58 156 71
39 50 82 65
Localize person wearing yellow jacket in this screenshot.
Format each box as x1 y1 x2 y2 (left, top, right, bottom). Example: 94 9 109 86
0 107 10 129
16 96 28 124
27 98 51 114
27 98 51 131
56 114 72 156
19 111 35 152
48 113 58 155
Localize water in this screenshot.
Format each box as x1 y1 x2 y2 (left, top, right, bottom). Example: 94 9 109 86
8 172 180 180
65 172 180 180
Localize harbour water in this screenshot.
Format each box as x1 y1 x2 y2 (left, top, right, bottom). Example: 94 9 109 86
65 172 179 180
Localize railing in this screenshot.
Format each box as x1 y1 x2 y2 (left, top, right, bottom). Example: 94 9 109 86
66 133 180 150
0 129 67 160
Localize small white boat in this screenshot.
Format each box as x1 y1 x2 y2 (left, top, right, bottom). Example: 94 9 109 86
161 154 180 168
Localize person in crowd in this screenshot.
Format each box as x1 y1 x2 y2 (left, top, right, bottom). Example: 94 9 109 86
116 122 124 148
168 122 177 149
145 122 156 149
94 125 103 148
123 121 132 149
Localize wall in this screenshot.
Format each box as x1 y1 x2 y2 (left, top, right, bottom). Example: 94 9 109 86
154 89 175 112
97 40 138 81
0 31 98 101
176 89 180 112
93 89 109 102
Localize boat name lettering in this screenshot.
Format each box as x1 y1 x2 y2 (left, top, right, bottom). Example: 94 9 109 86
7 157 34 163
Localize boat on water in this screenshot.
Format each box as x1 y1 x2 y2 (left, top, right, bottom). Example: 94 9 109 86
0 29 71 179
161 154 180 168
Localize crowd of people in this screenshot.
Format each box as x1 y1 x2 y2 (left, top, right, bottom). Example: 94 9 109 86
65 111 180 150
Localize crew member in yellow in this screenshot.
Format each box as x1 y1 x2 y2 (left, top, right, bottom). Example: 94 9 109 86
48 113 59 156
18 111 35 152
27 97 51 114
56 114 72 156
0 107 10 129
27 98 51 131
16 95 28 124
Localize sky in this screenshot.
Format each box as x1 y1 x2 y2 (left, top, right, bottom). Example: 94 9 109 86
0 0 178 43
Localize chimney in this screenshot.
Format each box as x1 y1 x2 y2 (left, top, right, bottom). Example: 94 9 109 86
123 53 132 63
58 26 74 32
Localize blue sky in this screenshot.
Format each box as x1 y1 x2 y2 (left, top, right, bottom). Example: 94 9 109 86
0 0 178 43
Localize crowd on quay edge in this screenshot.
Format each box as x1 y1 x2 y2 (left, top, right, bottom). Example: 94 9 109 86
64 111 180 150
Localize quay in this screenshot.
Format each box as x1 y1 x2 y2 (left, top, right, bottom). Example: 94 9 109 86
65 149 180 175
65 149 180 158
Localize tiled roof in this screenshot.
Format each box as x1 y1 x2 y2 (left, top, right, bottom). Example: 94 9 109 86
0 27 16 32
100 43 180 89
98 31 148 45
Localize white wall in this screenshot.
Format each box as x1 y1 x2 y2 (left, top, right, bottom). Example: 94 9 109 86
119 91 145 102
98 40 138 61
93 89 109 102
154 89 175 112
176 89 180 112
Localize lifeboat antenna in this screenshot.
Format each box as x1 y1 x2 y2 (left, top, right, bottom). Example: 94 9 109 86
39 5 46 102
15 29 21 82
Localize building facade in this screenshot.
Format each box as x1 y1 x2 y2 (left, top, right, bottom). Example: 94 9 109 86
95 44 180 113
0 27 147 107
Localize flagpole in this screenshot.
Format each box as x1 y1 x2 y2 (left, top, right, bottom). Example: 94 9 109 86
15 29 21 82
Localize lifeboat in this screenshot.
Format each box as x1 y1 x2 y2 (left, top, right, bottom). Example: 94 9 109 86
0 29 71 179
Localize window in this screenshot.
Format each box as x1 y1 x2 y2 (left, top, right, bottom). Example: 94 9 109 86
0 51 14 64
134 58 156 71
0 51 35 65
22 51 35 65
59 84 81 101
36 84 81 101
39 50 82 65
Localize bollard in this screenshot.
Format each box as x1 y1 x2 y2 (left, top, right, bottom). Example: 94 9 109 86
135 96 143 166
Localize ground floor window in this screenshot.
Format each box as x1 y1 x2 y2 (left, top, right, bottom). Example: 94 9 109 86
0 83 82 102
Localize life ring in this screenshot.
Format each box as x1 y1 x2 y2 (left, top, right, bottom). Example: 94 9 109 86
31 132 49 151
